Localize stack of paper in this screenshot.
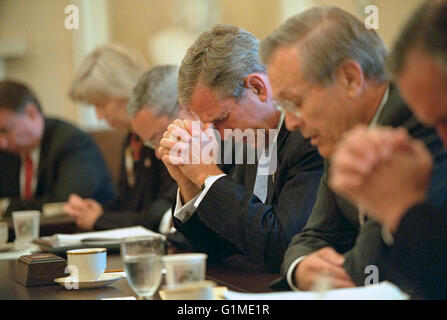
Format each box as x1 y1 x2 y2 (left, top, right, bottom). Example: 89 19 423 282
51 226 164 244
223 281 409 300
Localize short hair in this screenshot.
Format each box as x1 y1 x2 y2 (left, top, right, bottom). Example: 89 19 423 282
127 65 179 118
178 24 266 106
69 43 147 103
388 0 447 77
0 80 42 113
260 6 389 86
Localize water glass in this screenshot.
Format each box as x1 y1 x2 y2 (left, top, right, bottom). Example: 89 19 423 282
0 222 8 244
121 235 166 300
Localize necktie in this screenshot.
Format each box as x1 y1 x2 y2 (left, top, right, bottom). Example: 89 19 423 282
130 133 143 162
24 153 33 200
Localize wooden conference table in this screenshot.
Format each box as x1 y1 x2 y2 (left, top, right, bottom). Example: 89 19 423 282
0 215 279 300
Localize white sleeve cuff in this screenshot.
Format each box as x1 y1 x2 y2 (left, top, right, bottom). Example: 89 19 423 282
193 174 227 208
286 256 307 291
0 198 10 218
173 188 200 223
158 208 173 234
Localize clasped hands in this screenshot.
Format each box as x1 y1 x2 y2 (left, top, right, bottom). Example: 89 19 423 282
295 125 433 291
329 125 433 232
158 119 224 203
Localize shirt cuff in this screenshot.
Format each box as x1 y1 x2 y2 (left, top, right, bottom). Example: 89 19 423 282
174 174 227 223
0 198 10 218
193 174 227 207
158 208 174 234
286 256 307 291
173 188 200 222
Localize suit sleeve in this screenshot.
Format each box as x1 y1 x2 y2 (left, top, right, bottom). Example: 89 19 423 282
385 202 447 299
271 168 358 288
178 140 323 273
5 132 115 214
93 183 177 232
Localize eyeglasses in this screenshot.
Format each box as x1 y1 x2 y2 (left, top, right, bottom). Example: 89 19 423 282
277 100 303 119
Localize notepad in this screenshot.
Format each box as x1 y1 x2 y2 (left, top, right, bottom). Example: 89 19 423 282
51 226 165 244
223 281 409 300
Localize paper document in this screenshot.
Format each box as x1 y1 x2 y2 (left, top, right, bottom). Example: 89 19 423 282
51 226 164 244
223 281 409 300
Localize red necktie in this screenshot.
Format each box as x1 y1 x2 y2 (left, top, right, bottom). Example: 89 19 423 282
130 133 143 162
24 153 33 200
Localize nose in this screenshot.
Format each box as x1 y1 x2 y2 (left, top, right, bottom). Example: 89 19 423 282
284 112 305 131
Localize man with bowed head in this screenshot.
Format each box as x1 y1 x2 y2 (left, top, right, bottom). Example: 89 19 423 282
260 6 447 291
329 0 447 299
159 24 324 273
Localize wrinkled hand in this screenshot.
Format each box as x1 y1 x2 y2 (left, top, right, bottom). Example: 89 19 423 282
62 194 103 231
329 125 433 231
160 119 223 188
295 247 355 290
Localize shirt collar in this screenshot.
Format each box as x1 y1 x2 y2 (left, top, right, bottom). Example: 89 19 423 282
369 86 390 126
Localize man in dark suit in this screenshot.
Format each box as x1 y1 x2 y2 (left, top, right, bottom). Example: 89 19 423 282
0 80 115 217
329 1 447 299
158 25 324 273
260 6 447 290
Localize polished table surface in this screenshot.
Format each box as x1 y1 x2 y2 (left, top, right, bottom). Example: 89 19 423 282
0 253 279 300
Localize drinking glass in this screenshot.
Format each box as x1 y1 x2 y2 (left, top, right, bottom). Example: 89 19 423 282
121 235 166 300
0 222 8 245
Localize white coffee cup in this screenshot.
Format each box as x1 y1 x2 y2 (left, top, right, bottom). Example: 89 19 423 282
12 210 40 248
66 248 107 282
162 253 207 287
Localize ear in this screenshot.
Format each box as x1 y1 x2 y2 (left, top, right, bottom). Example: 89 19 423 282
24 102 40 119
335 60 364 98
244 73 270 102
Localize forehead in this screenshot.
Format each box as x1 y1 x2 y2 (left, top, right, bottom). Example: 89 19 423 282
267 45 308 99
400 49 447 89
188 84 226 121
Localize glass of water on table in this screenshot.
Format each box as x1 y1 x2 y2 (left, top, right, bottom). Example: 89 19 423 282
121 235 166 300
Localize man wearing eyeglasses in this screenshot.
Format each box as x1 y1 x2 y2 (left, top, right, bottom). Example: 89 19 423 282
261 6 447 291
158 25 324 273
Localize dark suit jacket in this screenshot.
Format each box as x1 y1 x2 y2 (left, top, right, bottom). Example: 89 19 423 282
94 133 177 233
273 85 447 290
174 123 324 273
0 118 115 215
385 202 447 300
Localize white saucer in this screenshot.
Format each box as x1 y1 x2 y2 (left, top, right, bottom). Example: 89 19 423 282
54 273 125 290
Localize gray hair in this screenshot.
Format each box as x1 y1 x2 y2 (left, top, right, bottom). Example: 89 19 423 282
388 1 447 77
260 6 389 86
178 24 266 106
69 43 147 102
127 65 179 117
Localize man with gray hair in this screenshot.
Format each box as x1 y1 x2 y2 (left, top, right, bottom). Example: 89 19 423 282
261 6 447 290
328 0 447 299
127 65 191 240
159 24 324 273
128 65 181 157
